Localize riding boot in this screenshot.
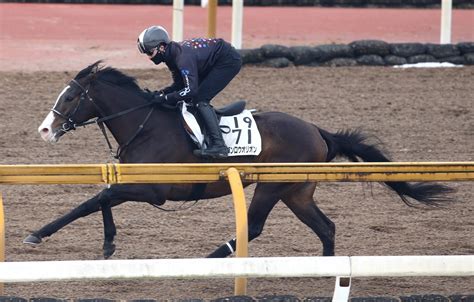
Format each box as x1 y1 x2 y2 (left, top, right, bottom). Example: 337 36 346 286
193 102 228 159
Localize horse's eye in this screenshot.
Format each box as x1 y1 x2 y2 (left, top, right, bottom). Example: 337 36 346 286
65 96 73 102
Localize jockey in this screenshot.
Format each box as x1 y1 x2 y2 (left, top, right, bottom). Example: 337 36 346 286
137 25 242 159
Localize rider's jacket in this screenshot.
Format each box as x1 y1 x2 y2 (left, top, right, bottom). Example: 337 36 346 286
159 38 233 104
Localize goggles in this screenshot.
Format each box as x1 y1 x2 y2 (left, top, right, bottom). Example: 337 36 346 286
137 40 155 56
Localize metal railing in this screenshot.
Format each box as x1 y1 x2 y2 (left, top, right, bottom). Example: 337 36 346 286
1 162 473 299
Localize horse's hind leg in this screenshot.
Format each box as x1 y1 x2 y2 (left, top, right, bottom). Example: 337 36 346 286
281 183 335 256
207 183 291 258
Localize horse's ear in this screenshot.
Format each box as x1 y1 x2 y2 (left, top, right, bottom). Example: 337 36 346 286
91 63 100 74
90 60 103 75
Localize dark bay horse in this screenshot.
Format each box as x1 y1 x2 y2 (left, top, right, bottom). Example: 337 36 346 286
26 61 454 258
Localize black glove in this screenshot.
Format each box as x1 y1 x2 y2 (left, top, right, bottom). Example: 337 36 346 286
152 92 166 104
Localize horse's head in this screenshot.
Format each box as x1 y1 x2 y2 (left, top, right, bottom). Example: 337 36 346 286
38 61 103 143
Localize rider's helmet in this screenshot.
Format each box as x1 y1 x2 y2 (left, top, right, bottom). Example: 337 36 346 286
137 25 171 55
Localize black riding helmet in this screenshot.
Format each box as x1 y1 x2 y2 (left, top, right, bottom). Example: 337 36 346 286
137 25 170 56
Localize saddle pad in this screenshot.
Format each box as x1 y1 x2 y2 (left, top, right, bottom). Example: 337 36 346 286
181 104 262 157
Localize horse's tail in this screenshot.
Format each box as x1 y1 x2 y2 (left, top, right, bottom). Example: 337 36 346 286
318 128 456 207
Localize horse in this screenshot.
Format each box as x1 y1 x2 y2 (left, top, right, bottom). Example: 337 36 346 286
26 61 454 259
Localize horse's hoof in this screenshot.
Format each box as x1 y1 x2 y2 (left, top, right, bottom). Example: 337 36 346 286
23 234 42 245
103 243 116 259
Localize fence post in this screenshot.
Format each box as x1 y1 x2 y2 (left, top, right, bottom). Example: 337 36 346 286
207 0 217 38
332 276 351 302
231 0 243 49
172 0 184 42
0 193 4 294
226 168 248 296
440 0 452 44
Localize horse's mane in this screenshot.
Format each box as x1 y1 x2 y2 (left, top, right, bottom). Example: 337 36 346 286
75 61 151 99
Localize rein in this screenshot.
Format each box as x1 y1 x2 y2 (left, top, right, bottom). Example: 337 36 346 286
52 79 155 160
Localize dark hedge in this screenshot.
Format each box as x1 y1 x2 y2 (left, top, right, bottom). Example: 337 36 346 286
238 40 474 68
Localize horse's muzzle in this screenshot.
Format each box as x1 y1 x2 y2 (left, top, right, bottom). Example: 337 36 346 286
39 127 64 143
38 111 68 143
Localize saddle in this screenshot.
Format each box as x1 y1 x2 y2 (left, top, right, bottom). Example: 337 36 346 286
214 100 246 117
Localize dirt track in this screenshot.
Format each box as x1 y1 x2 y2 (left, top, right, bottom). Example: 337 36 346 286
0 65 473 299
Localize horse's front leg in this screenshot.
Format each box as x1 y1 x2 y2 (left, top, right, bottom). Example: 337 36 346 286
25 184 169 258
100 198 117 259
24 190 117 245
88 184 170 258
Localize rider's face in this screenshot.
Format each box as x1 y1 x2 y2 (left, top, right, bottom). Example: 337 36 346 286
147 45 166 60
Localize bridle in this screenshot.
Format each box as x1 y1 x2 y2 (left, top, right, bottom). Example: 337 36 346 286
51 78 155 160
51 79 96 132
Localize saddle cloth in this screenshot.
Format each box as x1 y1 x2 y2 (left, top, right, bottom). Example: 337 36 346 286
180 103 262 157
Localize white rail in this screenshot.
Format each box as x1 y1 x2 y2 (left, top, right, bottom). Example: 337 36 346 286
1 255 472 283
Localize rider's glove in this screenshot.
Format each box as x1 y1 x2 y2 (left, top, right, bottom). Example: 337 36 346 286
152 92 166 104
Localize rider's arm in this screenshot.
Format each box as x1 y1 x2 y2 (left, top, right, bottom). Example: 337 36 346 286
162 52 199 105
160 68 183 94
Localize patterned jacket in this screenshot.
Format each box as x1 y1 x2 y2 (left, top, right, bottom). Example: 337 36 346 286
160 38 232 104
